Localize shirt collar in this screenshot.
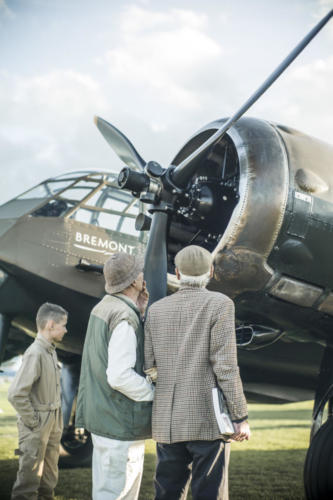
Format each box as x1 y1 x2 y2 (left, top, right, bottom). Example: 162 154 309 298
116 292 136 307
36 332 56 353
113 293 140 315
178 283 208 291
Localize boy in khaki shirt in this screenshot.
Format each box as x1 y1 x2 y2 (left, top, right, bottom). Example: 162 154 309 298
8 302 68 500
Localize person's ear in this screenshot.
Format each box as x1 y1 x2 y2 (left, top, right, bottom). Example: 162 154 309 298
45 319 54 331
129 279 137 290
175 267 181 280
209 265 214 279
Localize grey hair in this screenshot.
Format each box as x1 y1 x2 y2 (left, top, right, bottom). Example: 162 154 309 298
179 271 211 288
36 302 68 330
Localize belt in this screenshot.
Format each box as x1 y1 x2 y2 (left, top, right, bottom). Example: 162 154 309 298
33 403 61 411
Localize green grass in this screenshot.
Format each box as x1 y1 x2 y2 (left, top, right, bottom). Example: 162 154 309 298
0 380 311 499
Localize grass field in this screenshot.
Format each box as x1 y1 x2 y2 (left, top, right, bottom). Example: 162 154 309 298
0 380 311 499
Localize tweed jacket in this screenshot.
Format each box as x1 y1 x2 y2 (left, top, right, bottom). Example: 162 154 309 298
144 284 248 443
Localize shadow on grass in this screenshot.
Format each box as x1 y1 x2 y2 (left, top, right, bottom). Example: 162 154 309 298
56 451 158 500
0 448 308 500
140 451 156 500
0 458 18 500
254 423 310 430
0 453 158 500
142 448 308 500
249 408 312 421
229 448 307 499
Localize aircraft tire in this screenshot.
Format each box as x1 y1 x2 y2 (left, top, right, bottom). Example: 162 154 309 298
59 427 92 468
304 417 333 499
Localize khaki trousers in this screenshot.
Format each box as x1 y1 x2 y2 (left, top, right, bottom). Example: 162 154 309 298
91 433 145 500
11 408 63 500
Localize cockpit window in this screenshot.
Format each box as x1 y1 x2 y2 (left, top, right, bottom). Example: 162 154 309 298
59 186 94 202
25 171 145 238
18 180 75 199
70 183 140 237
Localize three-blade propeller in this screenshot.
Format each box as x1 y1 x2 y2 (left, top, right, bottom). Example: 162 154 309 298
95 8 333 307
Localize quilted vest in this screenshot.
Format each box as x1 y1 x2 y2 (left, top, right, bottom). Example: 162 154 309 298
75 293 152 440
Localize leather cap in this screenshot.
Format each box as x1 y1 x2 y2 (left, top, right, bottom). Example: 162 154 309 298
175 245 212 276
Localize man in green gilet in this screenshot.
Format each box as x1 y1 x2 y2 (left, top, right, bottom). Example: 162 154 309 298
76 252 154 500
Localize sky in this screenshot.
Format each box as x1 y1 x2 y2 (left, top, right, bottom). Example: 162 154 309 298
0 0 333 204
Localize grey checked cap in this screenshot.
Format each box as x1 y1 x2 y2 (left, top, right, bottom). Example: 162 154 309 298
175 245 212 276
104 253 144 294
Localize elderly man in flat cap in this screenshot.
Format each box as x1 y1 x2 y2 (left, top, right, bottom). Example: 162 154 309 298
76 252 154 500
145 245 250 500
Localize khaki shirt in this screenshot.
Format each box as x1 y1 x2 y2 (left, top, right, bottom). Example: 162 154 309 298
8 333 61 429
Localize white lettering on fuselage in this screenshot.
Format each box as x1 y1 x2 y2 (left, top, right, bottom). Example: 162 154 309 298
74 232 135 255
295 191 312 204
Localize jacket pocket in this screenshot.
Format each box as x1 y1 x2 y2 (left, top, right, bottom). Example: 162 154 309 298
132 401 152 437
17 428 42 460
19 410 52 434
110 394 134 435
18 414 40 434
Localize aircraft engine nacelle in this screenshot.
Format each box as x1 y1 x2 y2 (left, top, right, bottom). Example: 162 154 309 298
168 117 289 295
160 117 333 343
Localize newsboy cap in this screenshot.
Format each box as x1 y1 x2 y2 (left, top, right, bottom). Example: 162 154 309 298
104 253 144 294
175 245 212 276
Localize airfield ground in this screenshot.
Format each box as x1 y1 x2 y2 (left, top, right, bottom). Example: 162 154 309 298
0 381 311 499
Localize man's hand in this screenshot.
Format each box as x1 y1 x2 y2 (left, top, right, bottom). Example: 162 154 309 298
231 420 251 442
144 366 158 383
137 280 149 315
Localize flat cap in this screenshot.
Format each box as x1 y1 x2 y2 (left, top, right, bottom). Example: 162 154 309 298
104 253 144 294
175 245 212 276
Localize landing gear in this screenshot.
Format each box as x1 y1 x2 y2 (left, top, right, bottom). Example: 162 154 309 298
59 426 92 468
0 314 10 364
59 359 92 468
304 345 333 500
304 418 333 499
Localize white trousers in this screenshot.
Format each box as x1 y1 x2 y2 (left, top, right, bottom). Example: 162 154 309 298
91 433 145 500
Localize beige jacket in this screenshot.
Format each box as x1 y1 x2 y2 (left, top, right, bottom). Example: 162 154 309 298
8 333 61 429
144 284 248 443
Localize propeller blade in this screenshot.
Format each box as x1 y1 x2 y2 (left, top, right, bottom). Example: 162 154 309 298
172 8 333 188
94 116 146 171
144 211 168 306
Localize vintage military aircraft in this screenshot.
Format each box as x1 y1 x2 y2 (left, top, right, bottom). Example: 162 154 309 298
0 8 332 500
0 170 148 462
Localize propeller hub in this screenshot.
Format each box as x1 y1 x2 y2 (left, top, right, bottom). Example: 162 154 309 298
146 161 165 178
117 167 150 194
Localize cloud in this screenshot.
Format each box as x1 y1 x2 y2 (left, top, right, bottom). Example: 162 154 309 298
1 1 332 207
314 0 333 37
285 57 333 142
253 55 333 144
0 69 111 202
99 5 225 121
92 4 243 169
0 0 13 14
317 0 333 13
0 0 14 24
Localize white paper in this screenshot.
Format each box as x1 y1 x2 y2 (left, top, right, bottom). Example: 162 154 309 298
212 387 235 436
